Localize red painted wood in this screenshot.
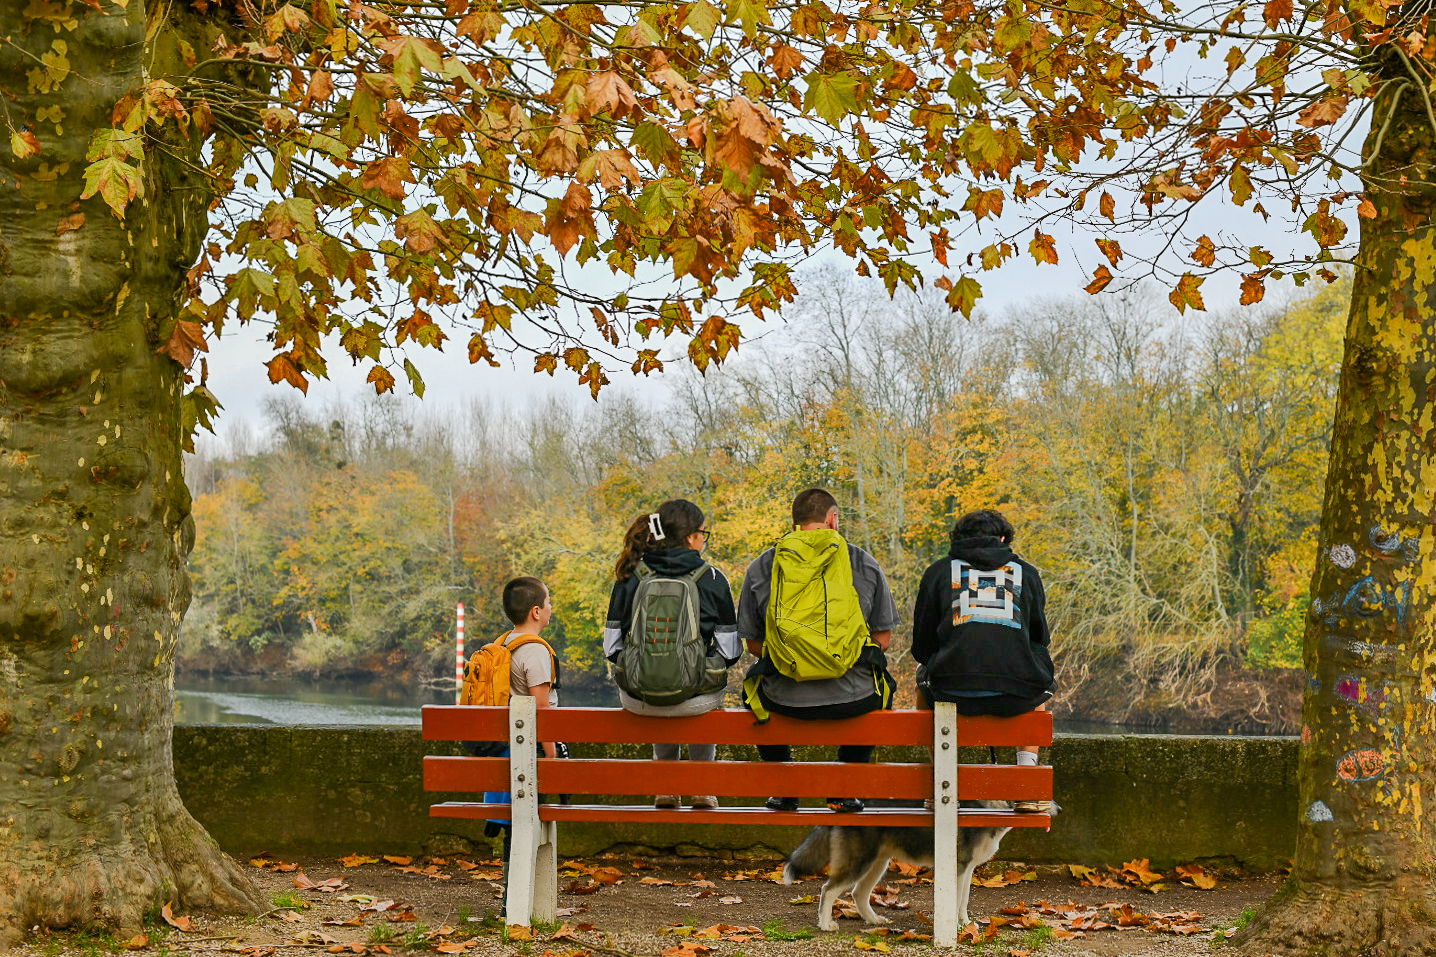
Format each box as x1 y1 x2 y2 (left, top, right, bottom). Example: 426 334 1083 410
422 757 1052 800
421 706 1053 747
429 802 1052 829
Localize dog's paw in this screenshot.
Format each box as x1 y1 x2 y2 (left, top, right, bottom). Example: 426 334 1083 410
864 916 892 926
817 920 838 933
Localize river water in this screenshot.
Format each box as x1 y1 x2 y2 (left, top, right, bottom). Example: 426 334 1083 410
175 676 1212 733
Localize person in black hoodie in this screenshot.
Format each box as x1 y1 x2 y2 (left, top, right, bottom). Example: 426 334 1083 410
912 509 1055 813
604 499 740 809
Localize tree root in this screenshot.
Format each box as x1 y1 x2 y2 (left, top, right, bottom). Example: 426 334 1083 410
0 791 263 946
1235 879 1436 957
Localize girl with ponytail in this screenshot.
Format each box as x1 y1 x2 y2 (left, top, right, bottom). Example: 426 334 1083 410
603 499 740 809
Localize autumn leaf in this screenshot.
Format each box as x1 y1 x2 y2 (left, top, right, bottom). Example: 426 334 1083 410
383 856 413 866
1168 274 1206 313
804 71 863 124
157 320 207 369
81 157 143 217
769 43 805 77
11 129 40 159
853 937 890 952
1121 858 1166 885
1193 235 1217 267
1263 0 1293 25
506 925 534 941
547 182 596 257
1176 864 1219 889
161 903 195 932
586 72 639 120
1085 265 1114 295
1095 238 1122 266
124 934 149 950
1029 231 1059 265
1296 95 1349 128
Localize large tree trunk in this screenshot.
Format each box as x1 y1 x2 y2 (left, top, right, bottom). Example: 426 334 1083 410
0 1 263 943
1236 76 1436 956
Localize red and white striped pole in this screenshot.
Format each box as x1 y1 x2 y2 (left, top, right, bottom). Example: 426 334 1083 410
455 602 466 703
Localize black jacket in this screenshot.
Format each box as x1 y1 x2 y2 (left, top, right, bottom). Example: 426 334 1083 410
911 536 1054 700
604 547 741 666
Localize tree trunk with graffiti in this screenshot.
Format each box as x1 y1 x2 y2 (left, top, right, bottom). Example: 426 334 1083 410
0 3 264 943
1236 75 1436 957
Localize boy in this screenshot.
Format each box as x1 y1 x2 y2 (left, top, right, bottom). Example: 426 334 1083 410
479 576 561 905
911 509 1055 813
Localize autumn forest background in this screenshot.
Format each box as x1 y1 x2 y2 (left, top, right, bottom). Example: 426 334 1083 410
180 271 1346 733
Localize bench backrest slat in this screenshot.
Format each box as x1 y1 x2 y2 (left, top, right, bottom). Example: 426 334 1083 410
423 756 1052 801
421 706 1053 747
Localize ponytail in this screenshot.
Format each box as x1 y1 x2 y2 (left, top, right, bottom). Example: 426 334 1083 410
613 499 707 581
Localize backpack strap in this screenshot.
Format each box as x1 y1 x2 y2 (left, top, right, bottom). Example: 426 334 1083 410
499 632 561 691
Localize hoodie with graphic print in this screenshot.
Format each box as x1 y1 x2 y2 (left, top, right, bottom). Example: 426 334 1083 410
911 535 1055 703
603 546 741 666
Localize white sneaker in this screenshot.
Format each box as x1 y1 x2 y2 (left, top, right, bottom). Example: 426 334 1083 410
654 795 680 809
689 795 720 809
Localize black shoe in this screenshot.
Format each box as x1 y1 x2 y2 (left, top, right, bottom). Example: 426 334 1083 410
826 797 864 813
765 796 800 811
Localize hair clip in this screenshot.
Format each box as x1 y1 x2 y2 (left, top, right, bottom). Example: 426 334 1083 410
648 513 666 540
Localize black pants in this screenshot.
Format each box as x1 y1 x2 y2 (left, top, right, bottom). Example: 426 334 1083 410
757 743 876 763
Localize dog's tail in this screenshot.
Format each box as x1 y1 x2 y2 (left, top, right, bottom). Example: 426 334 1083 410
782 827 830 885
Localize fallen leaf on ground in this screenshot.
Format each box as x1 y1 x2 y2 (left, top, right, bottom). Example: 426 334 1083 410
358 900 400 912
161 903 195 932
975 869 1036 887
340 854 379 867
640 877 676 886
591 867 625 885
278 911 304 923
853 937 889 952
435 941 478 953
631 860 657 870
124 935 149 950
1121 859 1165 885
718 896 742 905
1175 864 1218 889
789 895 816 905
507 925 534 941
383 856 413 865
661 943 713 957
563 880 602 895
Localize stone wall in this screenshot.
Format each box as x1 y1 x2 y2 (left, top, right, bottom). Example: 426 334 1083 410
174 727 1298 870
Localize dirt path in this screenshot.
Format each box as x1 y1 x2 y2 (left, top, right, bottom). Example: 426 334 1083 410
17 854 1281 956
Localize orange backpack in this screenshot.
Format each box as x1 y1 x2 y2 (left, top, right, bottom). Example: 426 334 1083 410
460 630 559 707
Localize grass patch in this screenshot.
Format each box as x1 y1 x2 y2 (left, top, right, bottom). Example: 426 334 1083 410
762 920 814 941
1213 906 1258 947
270 890 310 911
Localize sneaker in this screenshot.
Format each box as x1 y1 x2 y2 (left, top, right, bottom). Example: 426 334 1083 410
826 797 864 813
689 795 721 810
764 796 800 811
1013 799 1056 814
654 795 681 809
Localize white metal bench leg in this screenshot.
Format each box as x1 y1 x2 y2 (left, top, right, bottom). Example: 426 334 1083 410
505 695 539 927
932 701 960 947
533 819 558 923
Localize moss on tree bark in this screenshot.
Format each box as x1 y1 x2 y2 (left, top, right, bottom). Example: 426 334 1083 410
1236 72 1436 957
0 1 263 943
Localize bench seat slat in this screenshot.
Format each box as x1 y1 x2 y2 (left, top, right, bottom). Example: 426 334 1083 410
423 757 1052 801
429 802 1052 829
422 706 1053 747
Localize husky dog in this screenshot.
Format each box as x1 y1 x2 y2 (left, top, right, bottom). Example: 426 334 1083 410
782 800 1058 931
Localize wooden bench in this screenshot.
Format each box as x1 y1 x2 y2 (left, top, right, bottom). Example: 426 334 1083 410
422 700 1053 946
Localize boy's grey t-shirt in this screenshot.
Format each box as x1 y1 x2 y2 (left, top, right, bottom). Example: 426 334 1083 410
737 542 898 709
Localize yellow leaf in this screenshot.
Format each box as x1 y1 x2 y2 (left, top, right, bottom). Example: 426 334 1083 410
1168 274 1205 314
